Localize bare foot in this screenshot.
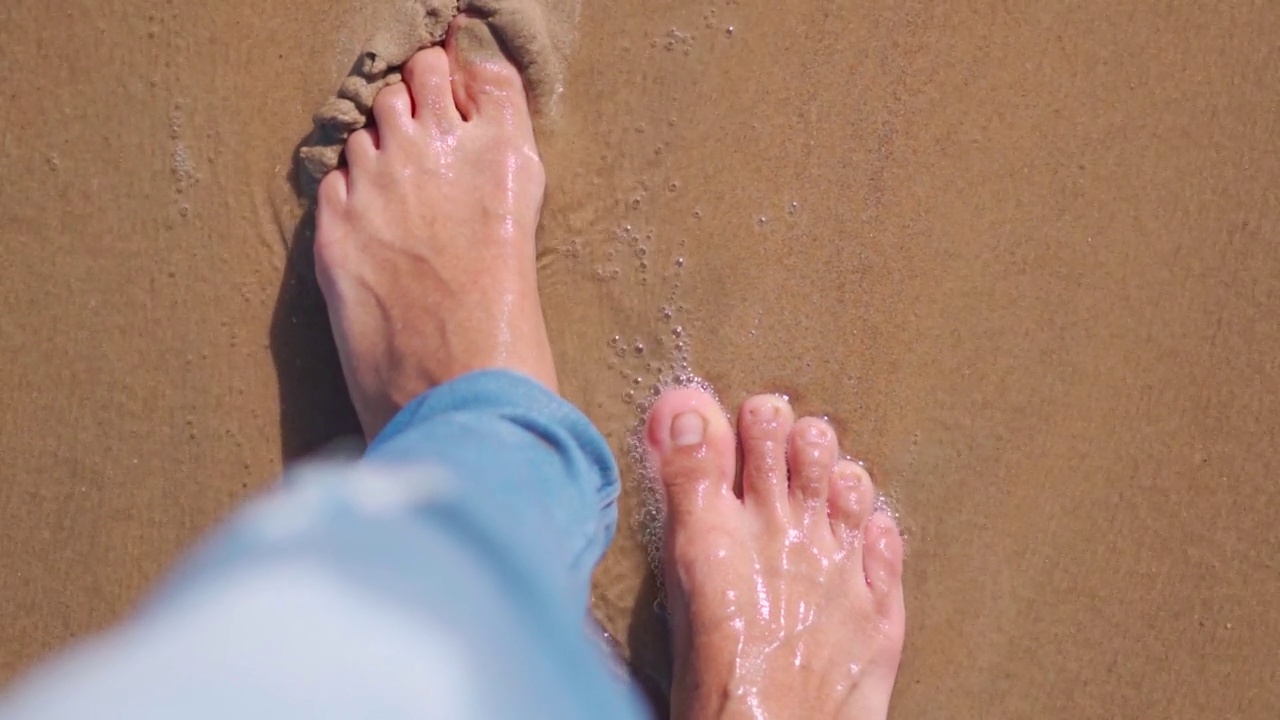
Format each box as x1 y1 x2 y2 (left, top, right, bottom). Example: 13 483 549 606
314 16 556 439
646 389 906 719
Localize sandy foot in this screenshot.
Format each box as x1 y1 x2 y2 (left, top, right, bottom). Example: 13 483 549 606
313 15 556 438
300 0 567 192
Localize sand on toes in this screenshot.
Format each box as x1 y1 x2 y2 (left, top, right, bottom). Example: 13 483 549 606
297 0 569 198
645 388 906 720
312 17 554 438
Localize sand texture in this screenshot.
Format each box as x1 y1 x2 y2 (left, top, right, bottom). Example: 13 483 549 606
298 0 566 195
2 1 1279 718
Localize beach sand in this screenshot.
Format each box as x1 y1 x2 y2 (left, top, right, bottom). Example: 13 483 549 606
1 0 1278 716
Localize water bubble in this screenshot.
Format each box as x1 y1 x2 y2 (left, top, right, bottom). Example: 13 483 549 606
788 201 799 215
635 246 648 259
757 215 769 227
630 196 642 210
661 305 674 321
639 261 649 272
668 181 679 193
692 209 702 219
615 346 627 358
608 335 622 348
632 341 646 356
624 390 636 404
609 267 621 279
675 257 686 268
632 376 643 386
672 325 685 338
725 25 735 38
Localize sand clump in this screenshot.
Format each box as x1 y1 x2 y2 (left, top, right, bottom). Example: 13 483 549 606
297 0 567 196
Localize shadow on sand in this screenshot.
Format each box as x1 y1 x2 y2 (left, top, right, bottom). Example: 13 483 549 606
268 137 363 462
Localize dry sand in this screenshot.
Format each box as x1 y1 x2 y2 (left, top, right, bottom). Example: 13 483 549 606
2 0 1278 717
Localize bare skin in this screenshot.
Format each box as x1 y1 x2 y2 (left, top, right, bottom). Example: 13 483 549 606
315 15 906 720
646 391 906 719
315 16 555 439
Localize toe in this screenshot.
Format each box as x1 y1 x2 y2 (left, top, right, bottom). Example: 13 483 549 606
344 127 379 169
317 167 348 207
370 81 415 139
829 460 875 542
788 418 837 514
402 47 462 128
863 511 906 621
738 395 794 516
445 15 532 128
646 388 737 521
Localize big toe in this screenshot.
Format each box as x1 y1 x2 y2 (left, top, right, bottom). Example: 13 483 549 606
646 388 737 520
445 15 531 123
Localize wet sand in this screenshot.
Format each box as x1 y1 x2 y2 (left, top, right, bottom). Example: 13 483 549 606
2 0 1278 716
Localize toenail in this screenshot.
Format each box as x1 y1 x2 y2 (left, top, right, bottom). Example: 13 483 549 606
671 411 706 447
751 397 782 422
801 422 830 444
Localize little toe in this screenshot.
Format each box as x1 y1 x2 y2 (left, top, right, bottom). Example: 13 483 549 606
738 395 795 516
788 417 837 515
446 15 532 127
863 511 906 622
402 47 462 128
829 460 875 543
646 387 737 521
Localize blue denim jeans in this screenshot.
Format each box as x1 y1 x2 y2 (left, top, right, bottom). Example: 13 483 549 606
3 371 651 719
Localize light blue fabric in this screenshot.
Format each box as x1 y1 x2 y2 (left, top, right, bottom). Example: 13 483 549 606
2 370 651 720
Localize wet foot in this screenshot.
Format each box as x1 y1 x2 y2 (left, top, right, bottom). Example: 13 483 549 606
314 16 556 438
646 390 906 720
